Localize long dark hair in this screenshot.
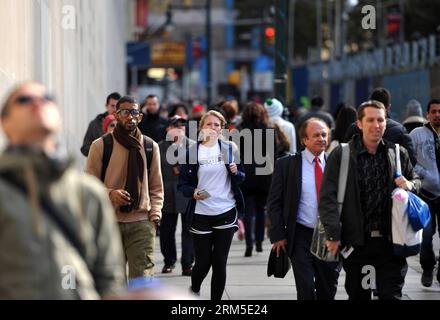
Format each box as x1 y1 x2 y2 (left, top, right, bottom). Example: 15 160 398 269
333 105 357 142
240 102 269 130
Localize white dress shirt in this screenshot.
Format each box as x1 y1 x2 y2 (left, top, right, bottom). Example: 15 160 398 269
296 148 326 229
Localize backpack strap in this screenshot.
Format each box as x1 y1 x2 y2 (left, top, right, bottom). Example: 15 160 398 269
101 134 154 181
143 135 154 178
101 133 113 182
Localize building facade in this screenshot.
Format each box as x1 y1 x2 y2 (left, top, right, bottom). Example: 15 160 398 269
0 0 127 165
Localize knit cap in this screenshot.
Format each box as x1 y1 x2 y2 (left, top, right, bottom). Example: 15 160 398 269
405 99 423 118
264 98 284 118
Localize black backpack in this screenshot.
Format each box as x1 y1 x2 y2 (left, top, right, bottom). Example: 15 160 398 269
100 133 154 182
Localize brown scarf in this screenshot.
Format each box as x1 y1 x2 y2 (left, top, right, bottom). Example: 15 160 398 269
113 125 144 210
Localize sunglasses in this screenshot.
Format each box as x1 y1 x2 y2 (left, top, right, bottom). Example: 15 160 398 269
14 94 55 105
117 109 141 117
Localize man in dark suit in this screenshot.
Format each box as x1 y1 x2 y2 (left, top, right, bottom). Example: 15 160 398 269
267 118 341 300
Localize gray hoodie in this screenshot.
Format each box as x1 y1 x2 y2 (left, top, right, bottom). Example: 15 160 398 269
410 125 440 196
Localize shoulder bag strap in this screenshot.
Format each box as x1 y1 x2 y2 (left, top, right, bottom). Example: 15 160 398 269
395 143 401 177
337 143 350 214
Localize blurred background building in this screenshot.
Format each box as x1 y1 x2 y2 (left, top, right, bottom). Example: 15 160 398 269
0 0 127 165
1 0 440 161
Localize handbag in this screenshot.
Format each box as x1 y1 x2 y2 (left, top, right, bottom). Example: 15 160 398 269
267 248 291 278
391 144 427 257
394 143 431 232
310 143 350 262
407 192 431 231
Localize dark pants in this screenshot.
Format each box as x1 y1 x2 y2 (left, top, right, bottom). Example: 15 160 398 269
159 212 194 269
420 195 440 272
190 210 237 300
290 223 341 300
343 235 408 300
243 192 267 248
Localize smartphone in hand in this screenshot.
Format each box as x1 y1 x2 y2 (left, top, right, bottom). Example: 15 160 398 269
197 189 211 199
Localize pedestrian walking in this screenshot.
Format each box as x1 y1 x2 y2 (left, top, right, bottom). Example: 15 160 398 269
86 96 164 280
178 110 245 300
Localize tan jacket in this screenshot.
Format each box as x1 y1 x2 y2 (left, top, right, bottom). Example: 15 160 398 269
86 134 164 223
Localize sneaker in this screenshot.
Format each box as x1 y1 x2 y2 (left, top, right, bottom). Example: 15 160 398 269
162 264 175 274
182 267 192 276
421 269 433 287
256 242 263 252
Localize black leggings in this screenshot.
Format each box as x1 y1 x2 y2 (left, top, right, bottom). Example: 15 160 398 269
191 228 235 300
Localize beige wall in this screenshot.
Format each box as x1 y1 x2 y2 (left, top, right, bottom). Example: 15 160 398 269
0 0 127 167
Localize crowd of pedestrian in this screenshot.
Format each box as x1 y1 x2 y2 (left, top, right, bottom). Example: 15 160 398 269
0 81 439 301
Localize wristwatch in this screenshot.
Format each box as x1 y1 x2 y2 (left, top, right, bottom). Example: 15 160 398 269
153 219 161 228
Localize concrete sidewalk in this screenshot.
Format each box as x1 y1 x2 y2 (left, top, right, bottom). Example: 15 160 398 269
154 222 440 300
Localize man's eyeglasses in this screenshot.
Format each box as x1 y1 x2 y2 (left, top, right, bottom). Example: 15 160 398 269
14 94 55 105
117 109 141 117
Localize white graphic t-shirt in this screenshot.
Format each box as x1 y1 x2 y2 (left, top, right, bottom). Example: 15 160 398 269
195 143 236 216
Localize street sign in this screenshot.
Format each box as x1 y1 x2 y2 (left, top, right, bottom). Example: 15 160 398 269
151 41 186 66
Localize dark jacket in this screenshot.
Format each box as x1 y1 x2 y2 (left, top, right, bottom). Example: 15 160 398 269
343 118 417 165
238 126 276 194
159 138 194 214
318 135 421 247
267 153 303 258
177 140 245 225
139 112 168 143
80 112 107 156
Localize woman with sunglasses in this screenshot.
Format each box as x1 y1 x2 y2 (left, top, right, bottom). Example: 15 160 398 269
178 110 245 300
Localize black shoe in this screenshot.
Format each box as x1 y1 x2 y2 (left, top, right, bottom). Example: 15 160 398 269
182 267 192 276
244 246 252 257
162 264 175 274
189 286 200 297
256 242 263 252
421 269 433 287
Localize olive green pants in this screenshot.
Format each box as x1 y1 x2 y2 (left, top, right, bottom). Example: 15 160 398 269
119 220 156 279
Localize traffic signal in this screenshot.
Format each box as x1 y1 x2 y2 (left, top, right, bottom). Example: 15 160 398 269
264 26 276 45
385 4 401 41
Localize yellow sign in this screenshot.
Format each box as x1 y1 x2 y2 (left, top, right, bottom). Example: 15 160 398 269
151 41 186 66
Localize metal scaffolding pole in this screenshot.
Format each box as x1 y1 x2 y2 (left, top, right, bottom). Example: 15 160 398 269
274 0 289 107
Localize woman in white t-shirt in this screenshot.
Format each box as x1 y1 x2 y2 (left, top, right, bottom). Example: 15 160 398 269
178 110 245 300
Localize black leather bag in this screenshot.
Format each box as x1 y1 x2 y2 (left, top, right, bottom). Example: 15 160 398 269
267 248 291 278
